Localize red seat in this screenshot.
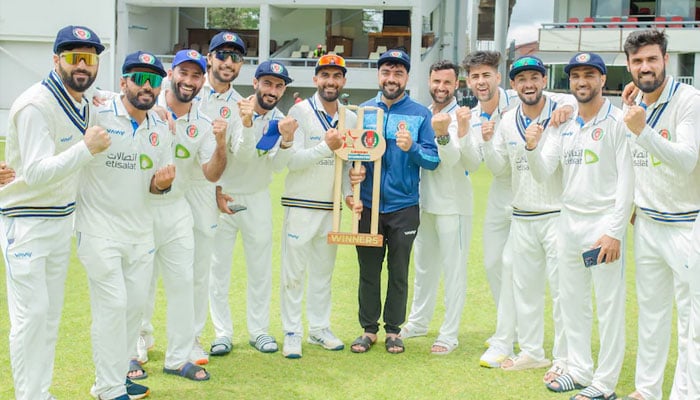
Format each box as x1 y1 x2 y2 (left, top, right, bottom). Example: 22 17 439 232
669 16 684 28
582 17 595 28
567 17 580 28
626 16 639 28
639 7 651 15
608 16 622 28
654 16 667 28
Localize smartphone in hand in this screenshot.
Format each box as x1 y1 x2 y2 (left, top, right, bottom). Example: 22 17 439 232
582 247 606 267
228 203 248 213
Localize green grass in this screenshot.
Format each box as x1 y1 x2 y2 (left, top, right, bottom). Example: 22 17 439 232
0 147 678 399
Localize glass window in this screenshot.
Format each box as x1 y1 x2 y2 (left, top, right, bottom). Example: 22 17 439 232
592 0 630 17
658 0 693 17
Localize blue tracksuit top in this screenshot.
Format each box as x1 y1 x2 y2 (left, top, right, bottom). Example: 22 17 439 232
359 92 440 213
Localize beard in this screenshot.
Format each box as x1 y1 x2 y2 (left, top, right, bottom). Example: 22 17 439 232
256 90 279 111
634 67 666 93
519 89 543 106
318 86 340 103
381 82 405 100
212 66 238 84
572 86 600 104
58 64 96 93
430 90 454 106
171 80 199 103
125 88 156 111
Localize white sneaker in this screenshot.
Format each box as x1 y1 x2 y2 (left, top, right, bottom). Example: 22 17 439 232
479 344 512 368
190 338 209 365
136 334 154 364
308 328 345 351
283 332 302 359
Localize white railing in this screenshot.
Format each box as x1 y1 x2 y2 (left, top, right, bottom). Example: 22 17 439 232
677 76 694 85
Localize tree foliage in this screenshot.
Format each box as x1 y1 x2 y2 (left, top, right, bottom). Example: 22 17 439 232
207 8 259 29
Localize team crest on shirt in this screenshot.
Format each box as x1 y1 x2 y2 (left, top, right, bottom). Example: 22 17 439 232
220 106 231 119
186 124 199 138
659 129 671 140
149 132 159 146
591 128 605 141
73 28 91 40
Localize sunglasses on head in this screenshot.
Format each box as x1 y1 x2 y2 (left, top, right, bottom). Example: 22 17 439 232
61 52 99 66
122 72 163 88
214 50 244 63
317 55 346 68
512 57 541 68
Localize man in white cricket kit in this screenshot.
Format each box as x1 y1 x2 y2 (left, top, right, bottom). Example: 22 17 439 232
527 52 633 400
137 49 227 381
481 55 567 373
0 25 110 400
688 220 700 400
621 29 700 400
279 54 352 359
187 31 246 360
209 60 297 354
76 51 175 400
400 60 477 355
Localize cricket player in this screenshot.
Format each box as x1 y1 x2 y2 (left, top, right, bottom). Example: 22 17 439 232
527 52 633 400
622 29 700 400
688 221 700 399
76 51 175 400
0 25 111 400
187 31 246 360
481 56 566 373
209 60 297 354
138 49 227 381
401 60 477 355
279 54 353 358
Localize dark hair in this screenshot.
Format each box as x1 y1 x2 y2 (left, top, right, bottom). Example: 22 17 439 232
462 51 501 73
624 29 667 58
429 60 460 79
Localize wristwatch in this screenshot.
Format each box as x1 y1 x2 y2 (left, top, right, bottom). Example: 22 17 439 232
436 135 450 146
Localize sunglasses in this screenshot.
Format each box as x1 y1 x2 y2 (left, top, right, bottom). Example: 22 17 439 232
122 72 164 88
512 57 541 68
317 55 346 68
214 50 244 63
61 52 99 66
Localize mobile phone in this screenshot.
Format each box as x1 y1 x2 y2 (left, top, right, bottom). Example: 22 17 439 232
227 203 247 213
582 247 606 267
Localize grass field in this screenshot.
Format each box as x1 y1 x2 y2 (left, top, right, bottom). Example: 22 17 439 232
0 148 679 399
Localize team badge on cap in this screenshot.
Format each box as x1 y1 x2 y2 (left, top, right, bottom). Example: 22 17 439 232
140 53 156 64
187 50 200 59
271 63 284 73
73 28 91 40
390 51 402 57
223 33 237 42
576 53 592 62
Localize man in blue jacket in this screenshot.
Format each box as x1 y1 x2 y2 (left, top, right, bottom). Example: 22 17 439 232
347 49 440 354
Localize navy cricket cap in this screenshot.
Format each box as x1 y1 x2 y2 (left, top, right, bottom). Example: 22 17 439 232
377 49 411 72
172 49 207 73
122 51 167 77
255 60 293 84
53 25 105 55
209 31 247 55
509 55 546 80
256 119 281 151
565 52 607 75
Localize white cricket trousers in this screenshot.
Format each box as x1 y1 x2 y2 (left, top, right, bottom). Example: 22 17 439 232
185 183 219 339
1 216 71 400
209 189 273 341
633 216 691 400
558 210 625 396
688 227 700 400
489 233 516 350
510 215 565 363
77 232 153 400
482 182 512 306
280 207 337 334
407 211 471 346
141 199 195 370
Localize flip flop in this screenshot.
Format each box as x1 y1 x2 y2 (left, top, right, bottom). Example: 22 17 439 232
350 335 374 353
210 336 232 356
127 359 148 380
385 336 405 354
546 373 584 393
431 340 457 355
163 361 210 381
249 334 278 353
